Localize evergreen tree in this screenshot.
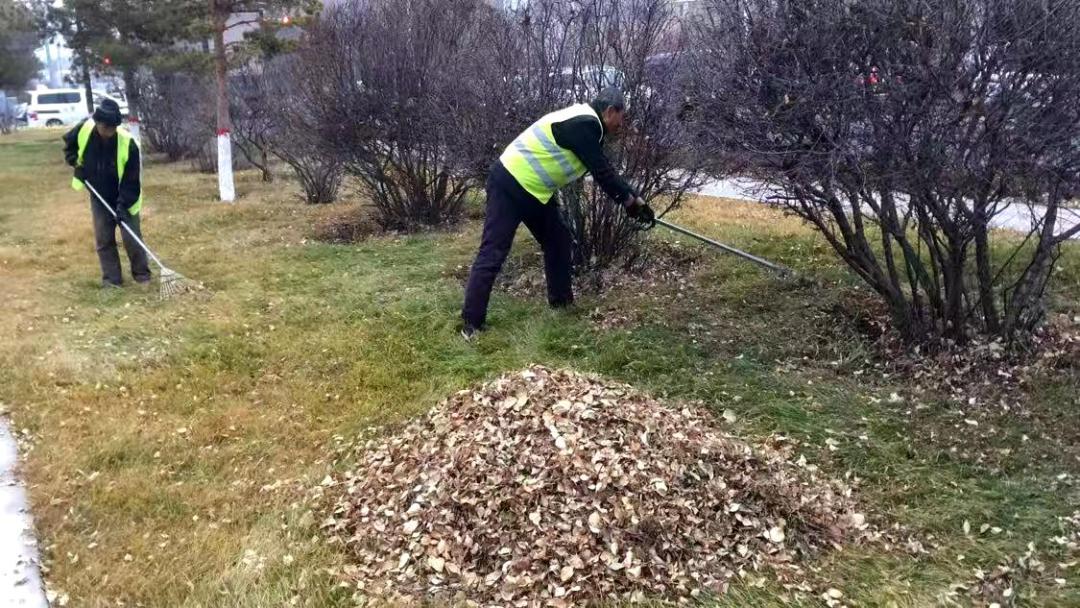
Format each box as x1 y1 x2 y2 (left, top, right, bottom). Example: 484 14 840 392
0 0 43 90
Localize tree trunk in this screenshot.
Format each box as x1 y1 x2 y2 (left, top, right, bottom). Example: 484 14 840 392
72 15 95 115
121 67 142 140
973 211 1000 334
261 146 272 182
942 246 967 342
121 68 139 120
1004 194 1060 338
211 0 236 202
1004 245 1054 338
81 60 94 115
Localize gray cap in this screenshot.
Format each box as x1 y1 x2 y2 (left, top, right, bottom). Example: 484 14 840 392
594 87 625 112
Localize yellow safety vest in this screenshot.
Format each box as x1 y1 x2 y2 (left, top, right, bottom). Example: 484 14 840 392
499 103 600 204
71 120 143 215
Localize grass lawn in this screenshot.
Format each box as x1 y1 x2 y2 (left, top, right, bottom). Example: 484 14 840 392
1 128 1078 607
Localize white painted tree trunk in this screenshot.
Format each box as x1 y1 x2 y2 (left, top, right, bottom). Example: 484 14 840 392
211 0 234 203
217 130 235 203
125 118 140 142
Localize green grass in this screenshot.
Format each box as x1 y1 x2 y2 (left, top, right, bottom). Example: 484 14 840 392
1 128 1078 607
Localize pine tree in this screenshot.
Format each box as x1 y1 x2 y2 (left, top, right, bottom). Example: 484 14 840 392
0 0 43 90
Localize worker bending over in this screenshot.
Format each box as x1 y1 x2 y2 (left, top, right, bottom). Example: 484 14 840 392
461 87 653 338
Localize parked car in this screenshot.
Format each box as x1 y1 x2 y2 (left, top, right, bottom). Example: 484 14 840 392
25 88 128 128
558 65 626 100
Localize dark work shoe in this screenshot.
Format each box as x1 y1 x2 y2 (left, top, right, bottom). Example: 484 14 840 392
460 324 481 341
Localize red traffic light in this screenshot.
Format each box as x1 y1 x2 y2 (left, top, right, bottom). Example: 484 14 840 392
103 56 111 65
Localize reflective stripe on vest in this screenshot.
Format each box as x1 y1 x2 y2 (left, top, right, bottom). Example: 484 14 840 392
499 104 601 204
71 121 144 215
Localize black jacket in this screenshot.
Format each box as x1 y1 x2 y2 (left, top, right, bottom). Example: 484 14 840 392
548 102 636 206
63 120 141 209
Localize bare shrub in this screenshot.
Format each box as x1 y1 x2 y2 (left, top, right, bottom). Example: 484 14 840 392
299 0 498 229
263 57 345 204
139 69 212 161
279 146 344 204
224 58 343 202
231 69 275 182
141 65 261 176
691 0 1080 344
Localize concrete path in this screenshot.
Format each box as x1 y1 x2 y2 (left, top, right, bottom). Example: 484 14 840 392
0 419 49 608
695 178 1080 241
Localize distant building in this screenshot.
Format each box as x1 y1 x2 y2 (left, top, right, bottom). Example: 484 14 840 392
193 10 301 54
223 11 263 47
670 0 709 21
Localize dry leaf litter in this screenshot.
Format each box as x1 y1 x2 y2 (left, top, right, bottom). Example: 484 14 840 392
447 240 703 307
326 366 873 606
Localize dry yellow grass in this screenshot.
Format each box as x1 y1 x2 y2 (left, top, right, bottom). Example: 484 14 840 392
1 130 358 607
2 129 1078 607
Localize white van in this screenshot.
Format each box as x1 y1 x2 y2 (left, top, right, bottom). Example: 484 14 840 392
26 88 128 128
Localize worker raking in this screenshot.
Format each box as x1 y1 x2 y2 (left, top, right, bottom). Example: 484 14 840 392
63 99 194 299
460 87 654 339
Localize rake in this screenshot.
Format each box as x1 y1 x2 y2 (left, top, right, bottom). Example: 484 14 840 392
632 211 796 278
654 218 795 278
83 181 196 299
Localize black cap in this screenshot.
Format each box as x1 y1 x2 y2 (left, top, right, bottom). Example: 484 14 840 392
93 98 122 127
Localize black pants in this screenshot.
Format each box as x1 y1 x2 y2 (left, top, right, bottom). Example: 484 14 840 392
91 197 151 286
462 164 574 329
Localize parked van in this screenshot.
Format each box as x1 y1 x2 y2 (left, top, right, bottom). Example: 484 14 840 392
26 88 128 128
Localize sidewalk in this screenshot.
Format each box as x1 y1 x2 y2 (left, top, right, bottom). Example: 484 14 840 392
0 419 49 608
695 178 1080 240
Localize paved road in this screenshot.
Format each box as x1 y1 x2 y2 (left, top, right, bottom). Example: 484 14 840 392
696 178 1080 241
0 420 48 608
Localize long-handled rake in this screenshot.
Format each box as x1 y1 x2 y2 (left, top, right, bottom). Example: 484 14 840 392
83 181 196 299
654 218 795 278
633 212 796 278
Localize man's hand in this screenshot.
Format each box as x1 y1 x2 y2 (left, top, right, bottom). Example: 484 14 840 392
625 197 655 227
114 203 131 224
73 166 86 183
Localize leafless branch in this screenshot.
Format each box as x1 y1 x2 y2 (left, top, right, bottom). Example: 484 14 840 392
690 0 1080 344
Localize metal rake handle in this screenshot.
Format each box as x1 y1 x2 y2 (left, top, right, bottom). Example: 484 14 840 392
83 180 168 271
654 218 794 277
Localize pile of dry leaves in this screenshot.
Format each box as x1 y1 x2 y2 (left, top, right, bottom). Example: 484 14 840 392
325 366 873 606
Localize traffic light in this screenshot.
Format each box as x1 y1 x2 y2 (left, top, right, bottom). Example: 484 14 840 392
103 56 111 66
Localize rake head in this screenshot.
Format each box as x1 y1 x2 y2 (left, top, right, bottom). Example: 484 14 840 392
158 267 196 300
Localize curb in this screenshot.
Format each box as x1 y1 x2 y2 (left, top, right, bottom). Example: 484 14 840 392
0 419 49 608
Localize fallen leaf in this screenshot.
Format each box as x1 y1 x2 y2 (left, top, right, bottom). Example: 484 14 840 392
767 526 786 544
588 512 602 533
